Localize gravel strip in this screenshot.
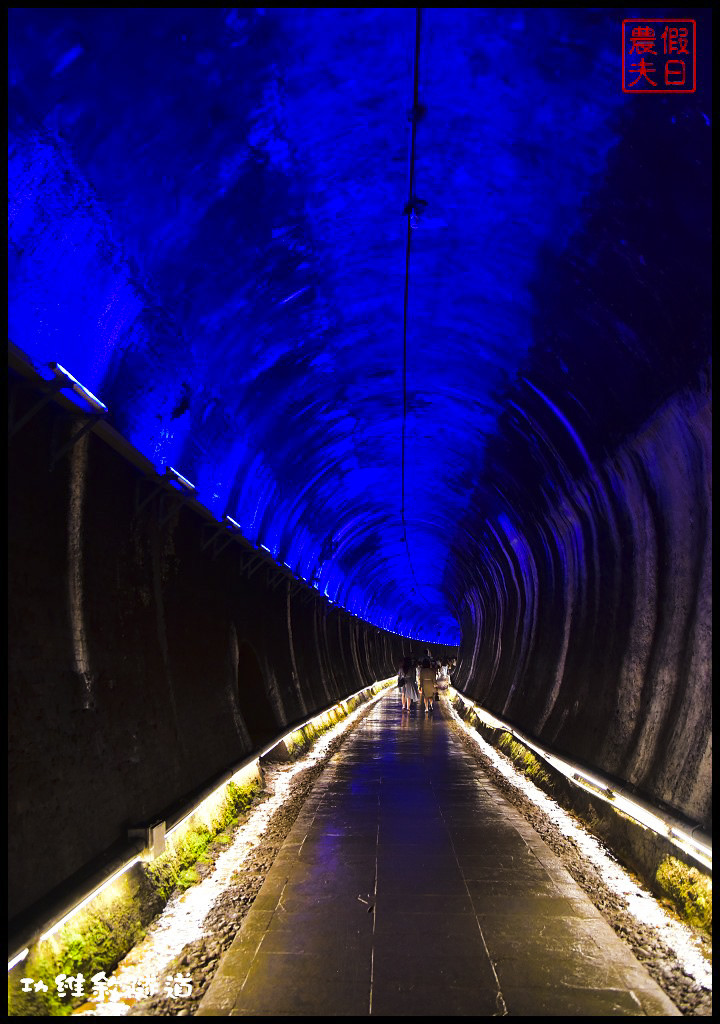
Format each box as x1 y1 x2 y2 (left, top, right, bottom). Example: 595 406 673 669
127 695 711 1017
444 702 712 1017
126 695 386 1016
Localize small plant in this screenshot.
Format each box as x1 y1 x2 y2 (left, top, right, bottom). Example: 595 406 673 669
497 732 553 789
9 774 263 1016
655 856 712 936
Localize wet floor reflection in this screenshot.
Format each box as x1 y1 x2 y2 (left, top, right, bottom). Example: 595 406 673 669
197 690 684 1017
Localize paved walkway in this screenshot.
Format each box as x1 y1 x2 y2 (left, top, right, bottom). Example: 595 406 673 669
197 691 680 1016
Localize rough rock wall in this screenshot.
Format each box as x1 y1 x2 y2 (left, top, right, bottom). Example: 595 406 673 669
455 374 712 830
7 390 410 923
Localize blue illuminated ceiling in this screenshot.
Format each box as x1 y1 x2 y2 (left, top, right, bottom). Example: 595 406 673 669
8 9 711 643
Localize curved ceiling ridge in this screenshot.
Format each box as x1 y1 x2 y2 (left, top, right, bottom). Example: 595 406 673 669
8 9 710 645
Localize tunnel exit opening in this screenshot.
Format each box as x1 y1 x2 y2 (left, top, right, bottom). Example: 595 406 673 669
236 640 280 751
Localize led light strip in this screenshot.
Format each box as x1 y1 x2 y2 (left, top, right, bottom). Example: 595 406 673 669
166 678 395 843
39 857 143 944
6 845 145 972
164 465 195 492
164 761 262 842
8 677 394 970
449 689 712 871
13 349 460 643
254 677 394 762
49 362 108 414
7 948 29 972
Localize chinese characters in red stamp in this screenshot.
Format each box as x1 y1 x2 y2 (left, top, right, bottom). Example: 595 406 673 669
622 19 696 93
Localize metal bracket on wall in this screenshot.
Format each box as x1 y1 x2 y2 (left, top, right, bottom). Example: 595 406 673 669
134 476 185 529
134 476 166 517
157 490 184 529
8 377 66 440
244 554 265 581
200 522 223 551
267 567 289 592
234 550 253 579
200 522 235 561
127 821 166 861
300 587 318 607
286 578 303 599
49 410 107 469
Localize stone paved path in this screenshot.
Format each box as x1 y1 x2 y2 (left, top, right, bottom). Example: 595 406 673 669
197 691 680 1016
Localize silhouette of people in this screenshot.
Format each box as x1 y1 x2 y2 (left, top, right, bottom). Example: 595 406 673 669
418 657 437 714
397 656 419 712
436 659 451 698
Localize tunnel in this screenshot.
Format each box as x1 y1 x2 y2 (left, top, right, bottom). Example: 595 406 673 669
8 7 711 1017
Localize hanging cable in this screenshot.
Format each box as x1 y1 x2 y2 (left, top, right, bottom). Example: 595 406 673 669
401 7 424 591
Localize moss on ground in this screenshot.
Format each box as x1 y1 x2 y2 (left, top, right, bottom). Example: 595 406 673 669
449 696 713 940
9 681 392 1016
277 680 390 761
8 870 148 1017
283 709 341 759
655 856 712 936
497 731 553 790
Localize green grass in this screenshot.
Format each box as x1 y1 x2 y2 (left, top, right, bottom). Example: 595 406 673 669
497 731 553 789
9 682 392 1015
8 774 262 1016
656 856 712 936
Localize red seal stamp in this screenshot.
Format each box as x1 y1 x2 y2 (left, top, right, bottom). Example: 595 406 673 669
622 19 696 94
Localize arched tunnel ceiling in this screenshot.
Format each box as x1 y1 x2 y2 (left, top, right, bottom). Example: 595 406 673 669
8 9 711 644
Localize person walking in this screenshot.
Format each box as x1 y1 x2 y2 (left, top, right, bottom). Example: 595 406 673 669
436 660 450 699
418 657 437 714
397 656 419 712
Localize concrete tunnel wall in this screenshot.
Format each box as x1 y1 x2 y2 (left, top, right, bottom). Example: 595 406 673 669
8 9 712 933
454 371 712 832
8 388 436 923
8 363 711 926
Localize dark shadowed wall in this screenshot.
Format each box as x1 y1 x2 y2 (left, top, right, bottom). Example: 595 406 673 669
7 8 712 931
454 370 711 831
8 386 428 922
